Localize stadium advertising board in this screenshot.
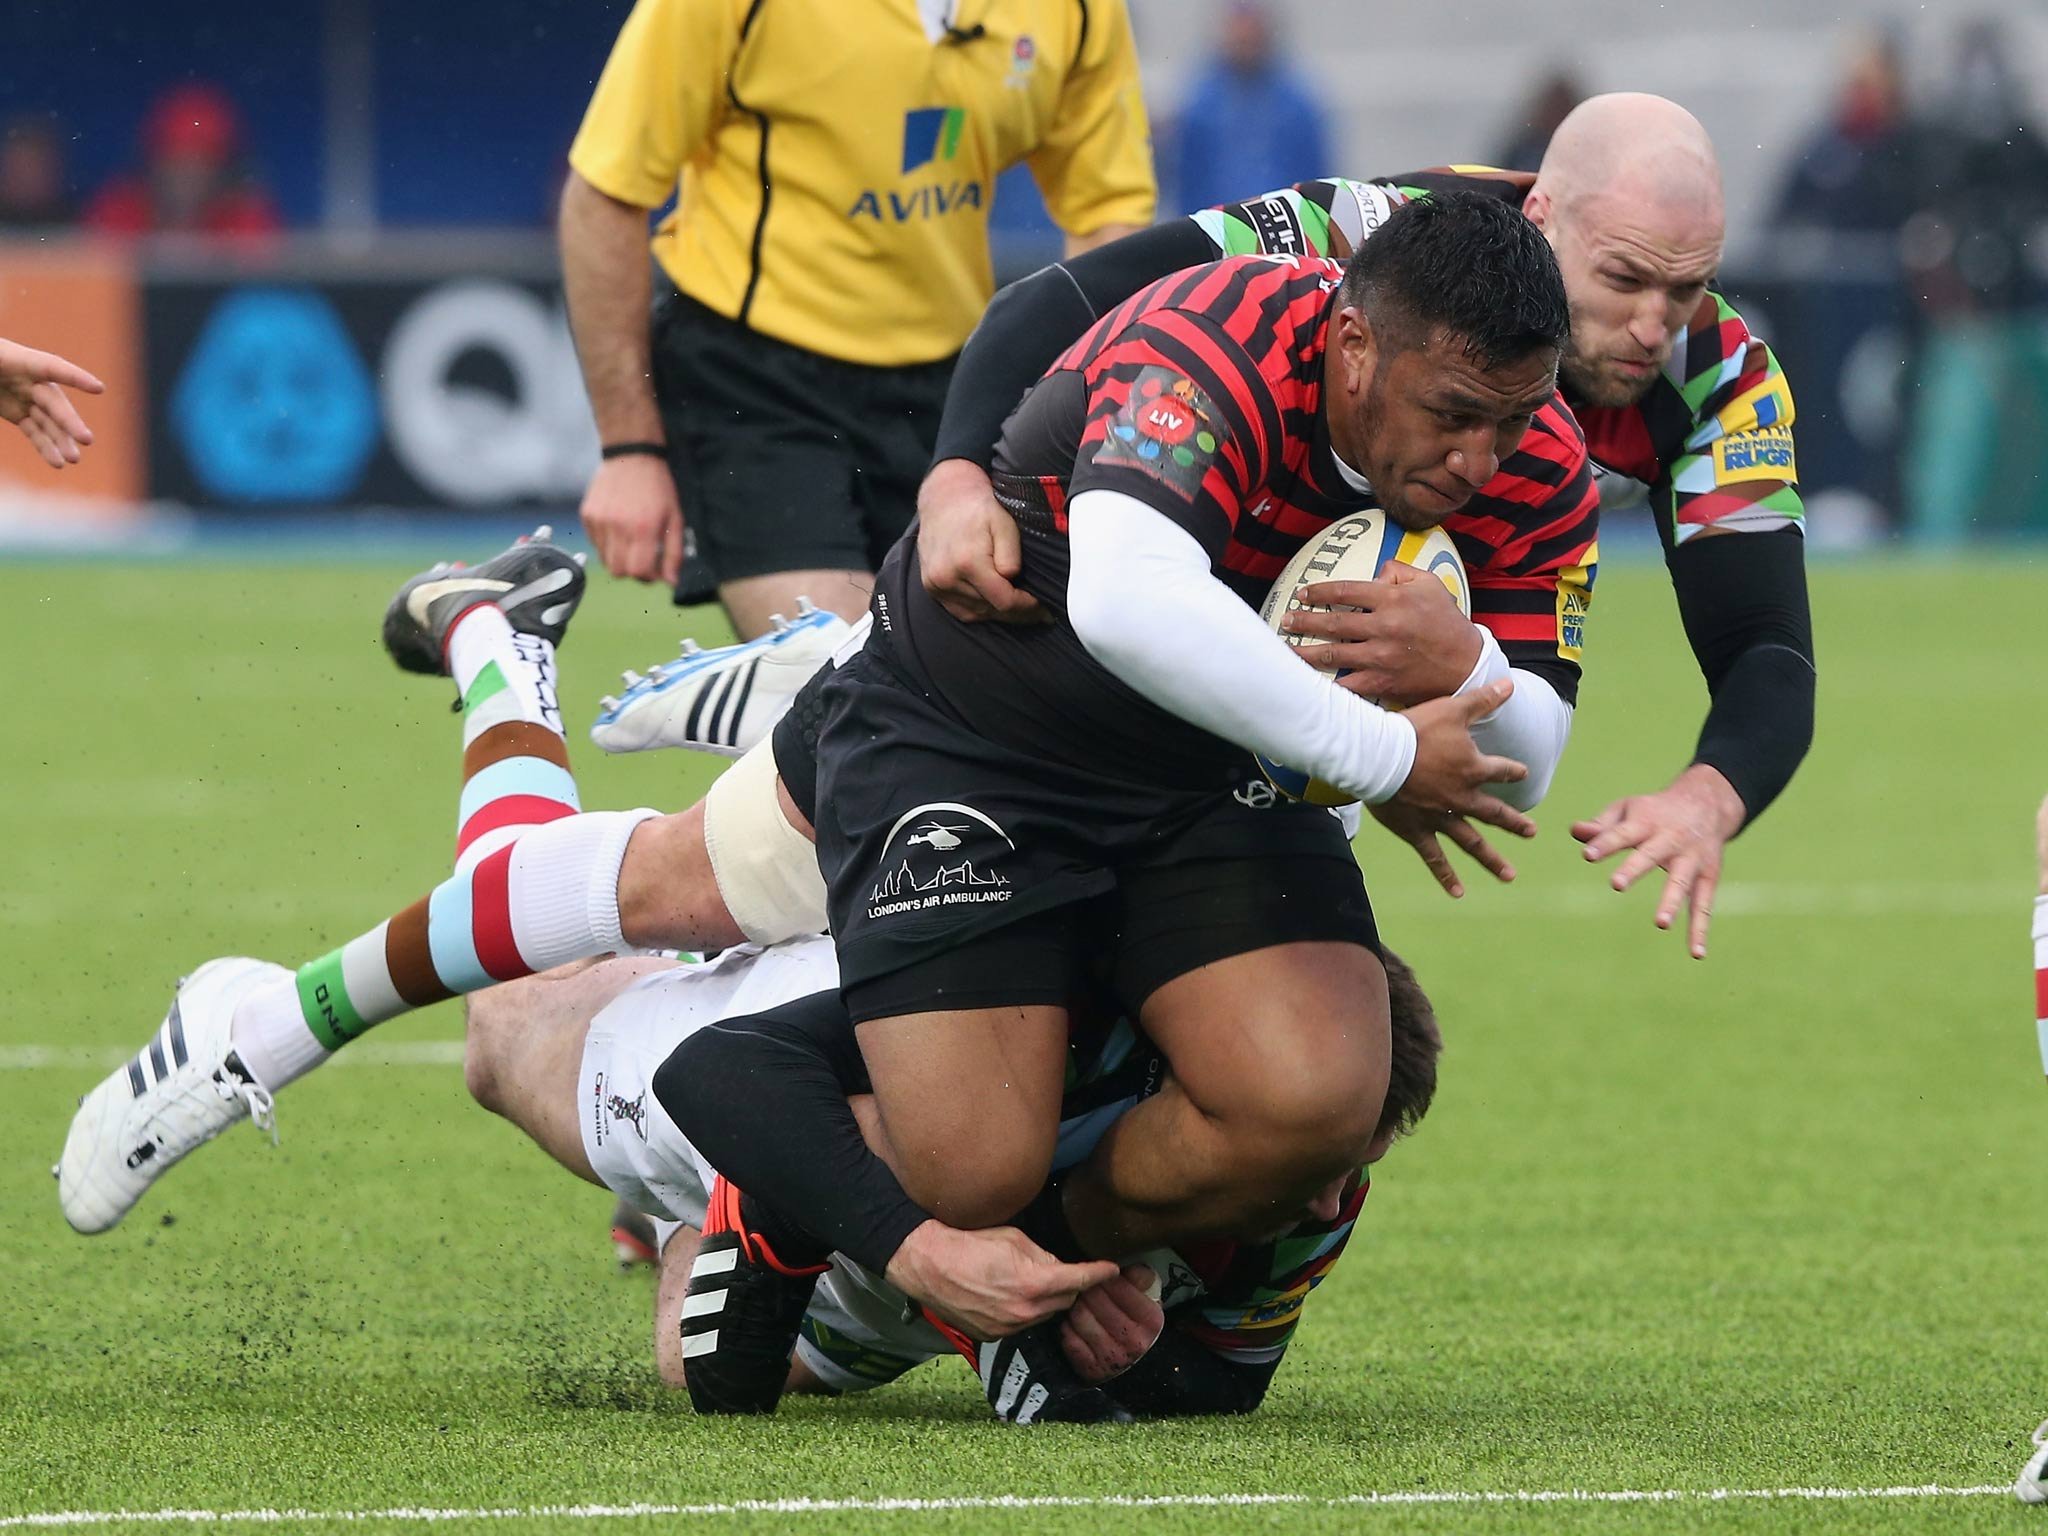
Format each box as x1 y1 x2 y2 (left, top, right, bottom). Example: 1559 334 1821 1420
143 270 596 514
0 247 147 525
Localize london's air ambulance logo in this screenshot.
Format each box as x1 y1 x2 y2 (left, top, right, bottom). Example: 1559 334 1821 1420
868 802 1014 921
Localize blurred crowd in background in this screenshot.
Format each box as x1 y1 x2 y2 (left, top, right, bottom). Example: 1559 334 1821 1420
2 0 2045 542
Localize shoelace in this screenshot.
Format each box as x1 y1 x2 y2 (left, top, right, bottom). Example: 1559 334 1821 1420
198 1067 278 1148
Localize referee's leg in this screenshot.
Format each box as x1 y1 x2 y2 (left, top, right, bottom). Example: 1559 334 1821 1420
721 568 874 639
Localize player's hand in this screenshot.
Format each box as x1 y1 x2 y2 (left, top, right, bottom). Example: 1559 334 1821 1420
884 1220 1119 1340
1059 1265 1165 1383
916 458 1046 624
1281 564 1484 707
0 339 103 469
580 453 685 586
1369 800 1518 897
1572 763 1746 960
1393 677 1537 836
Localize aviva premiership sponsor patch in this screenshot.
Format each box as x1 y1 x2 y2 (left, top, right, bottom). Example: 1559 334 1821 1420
1712 425 1797 485
1555 549 1595 663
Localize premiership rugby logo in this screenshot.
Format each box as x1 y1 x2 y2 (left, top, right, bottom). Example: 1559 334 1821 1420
868 802 1014 921
1712 425 1797 485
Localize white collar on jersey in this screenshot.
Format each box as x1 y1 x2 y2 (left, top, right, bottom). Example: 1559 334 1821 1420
1332 450 1373 494
917 0 960 43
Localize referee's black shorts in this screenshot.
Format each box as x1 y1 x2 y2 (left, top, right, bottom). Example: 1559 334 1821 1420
650 287 955 605
806 649 1381 1024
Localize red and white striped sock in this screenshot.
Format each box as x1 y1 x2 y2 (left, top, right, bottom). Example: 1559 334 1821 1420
232 606 655 1090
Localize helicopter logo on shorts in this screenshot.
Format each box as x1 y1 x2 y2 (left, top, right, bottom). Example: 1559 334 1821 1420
869 803 1015 918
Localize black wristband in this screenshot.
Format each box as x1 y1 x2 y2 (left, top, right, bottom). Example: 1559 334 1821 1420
601 440 668 461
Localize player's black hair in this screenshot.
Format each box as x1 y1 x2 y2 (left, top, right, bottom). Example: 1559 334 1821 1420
1339 188 1570 369
1378 949 1441 1143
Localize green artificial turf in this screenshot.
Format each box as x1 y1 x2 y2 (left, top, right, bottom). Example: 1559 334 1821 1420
3 552 2044 1533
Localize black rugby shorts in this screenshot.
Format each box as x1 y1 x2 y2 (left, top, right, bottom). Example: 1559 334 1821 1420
809 650 1380 1023
649 287 954 603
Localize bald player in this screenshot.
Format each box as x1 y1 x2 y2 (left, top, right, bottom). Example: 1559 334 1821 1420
910 92 1814 959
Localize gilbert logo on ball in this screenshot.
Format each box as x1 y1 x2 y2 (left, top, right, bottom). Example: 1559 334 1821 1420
1253 510 1471 807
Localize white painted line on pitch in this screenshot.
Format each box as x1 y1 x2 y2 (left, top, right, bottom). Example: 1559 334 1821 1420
1525 878 2016 919
0 1041 465 1072
0 1485 2013 1527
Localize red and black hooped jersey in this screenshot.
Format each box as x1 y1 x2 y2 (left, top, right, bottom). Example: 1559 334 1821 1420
869 253 1597 789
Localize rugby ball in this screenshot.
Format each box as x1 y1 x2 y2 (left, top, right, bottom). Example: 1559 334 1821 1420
1253 510 1472 807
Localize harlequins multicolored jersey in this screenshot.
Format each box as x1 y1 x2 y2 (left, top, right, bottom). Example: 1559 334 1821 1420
1190 170 1805 551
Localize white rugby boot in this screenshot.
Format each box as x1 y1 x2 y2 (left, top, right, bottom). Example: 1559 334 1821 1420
589 601 852 758
56 957 286 1234
2017 1419 2048 1503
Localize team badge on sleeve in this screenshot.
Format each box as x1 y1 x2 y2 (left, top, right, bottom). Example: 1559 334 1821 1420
1093 366 1226 502
1712 425 1798 486
1555 545 1597 662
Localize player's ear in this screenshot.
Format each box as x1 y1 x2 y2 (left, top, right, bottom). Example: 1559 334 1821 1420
1522 183 1554 236
1338 306 1377 395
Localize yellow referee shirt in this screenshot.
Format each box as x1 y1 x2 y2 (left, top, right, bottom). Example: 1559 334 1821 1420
568 0 1156 367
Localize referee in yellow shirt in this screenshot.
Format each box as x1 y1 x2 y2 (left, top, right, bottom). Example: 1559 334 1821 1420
561 0 1157 639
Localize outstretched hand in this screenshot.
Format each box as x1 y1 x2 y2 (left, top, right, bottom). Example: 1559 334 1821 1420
1572 763 1746 959
0 339 103 469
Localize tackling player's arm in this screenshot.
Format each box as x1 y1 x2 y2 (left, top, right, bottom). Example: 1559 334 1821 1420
562 0 741 585
656 992 1118 1338
920 179 1391 620
1573 309 1815 958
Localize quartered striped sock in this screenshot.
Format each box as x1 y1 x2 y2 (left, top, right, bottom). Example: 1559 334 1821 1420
231 607 653 1090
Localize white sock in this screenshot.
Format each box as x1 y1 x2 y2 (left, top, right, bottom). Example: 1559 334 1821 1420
504 808 658 967
230 974 333 1091
448 605 562 743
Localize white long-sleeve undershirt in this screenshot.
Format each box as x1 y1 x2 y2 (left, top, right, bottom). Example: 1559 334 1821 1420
1065 489 1417 804
1454 627 1574 810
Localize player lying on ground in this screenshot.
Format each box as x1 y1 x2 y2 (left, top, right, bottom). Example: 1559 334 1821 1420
883 93 1811 959
456 936 1439 1420
62 205 1587 1257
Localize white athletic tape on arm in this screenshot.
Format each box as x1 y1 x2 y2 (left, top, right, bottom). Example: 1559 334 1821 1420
1459 632 1572 811
1066 488 1416 804
704 736 829 944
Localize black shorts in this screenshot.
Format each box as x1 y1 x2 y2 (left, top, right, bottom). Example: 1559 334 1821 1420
810 650 1379 1020
848 854 1379 1024
650 287 955 605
